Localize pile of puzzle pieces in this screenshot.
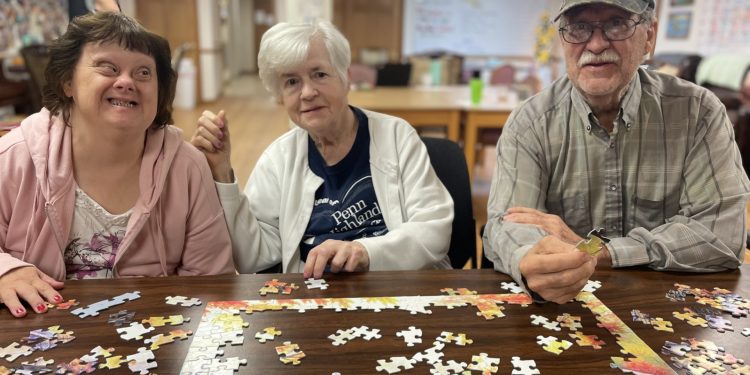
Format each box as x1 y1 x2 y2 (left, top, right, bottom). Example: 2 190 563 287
661 283 750 334
0 326 74 362
374 329 536 374
663 337 749 373
259 279 299 296
631 309 675 332
329 326 383 346
671 283 750 318
0 291 203 374
528 312 606 355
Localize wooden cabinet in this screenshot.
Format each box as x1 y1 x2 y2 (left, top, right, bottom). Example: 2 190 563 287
333 0 403 63
135 0 201 102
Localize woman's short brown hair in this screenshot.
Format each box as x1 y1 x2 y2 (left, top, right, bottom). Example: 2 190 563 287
43 12 176 128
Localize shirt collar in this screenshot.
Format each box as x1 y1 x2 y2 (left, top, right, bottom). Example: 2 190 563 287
570 68 643 132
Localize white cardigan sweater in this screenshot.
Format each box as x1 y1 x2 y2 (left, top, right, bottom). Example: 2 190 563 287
217 109 454 273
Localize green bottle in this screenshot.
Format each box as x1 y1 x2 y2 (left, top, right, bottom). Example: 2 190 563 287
470 70 483 105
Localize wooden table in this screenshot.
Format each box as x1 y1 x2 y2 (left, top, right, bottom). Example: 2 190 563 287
461 92 517 179
348 86 465 142
349 86 517 174
2 268 748 374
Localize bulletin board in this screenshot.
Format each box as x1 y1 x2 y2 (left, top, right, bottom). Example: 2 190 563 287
402 0 558 57
694 0 750 55
656 0 750 55
0 0 68 58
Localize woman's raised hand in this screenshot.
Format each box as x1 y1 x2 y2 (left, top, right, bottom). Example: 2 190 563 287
191 110 234 183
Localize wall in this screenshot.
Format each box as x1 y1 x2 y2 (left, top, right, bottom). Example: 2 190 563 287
275 0 332 23
234 0 256 73
655 0 750 55
196 0 222 101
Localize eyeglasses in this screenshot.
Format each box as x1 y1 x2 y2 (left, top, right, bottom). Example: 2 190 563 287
559 17 645 44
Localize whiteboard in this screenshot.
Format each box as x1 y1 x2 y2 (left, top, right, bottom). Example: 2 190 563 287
402 0 558 57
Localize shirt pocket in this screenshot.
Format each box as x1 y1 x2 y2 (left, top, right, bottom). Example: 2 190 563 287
632 194 679 230
547 193 592 237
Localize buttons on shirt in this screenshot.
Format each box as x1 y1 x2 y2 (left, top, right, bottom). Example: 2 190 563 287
609 142 615 149
609 184 617 191
586 125 591 132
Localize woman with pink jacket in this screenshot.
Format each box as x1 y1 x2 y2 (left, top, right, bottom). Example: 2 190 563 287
0 12 235 318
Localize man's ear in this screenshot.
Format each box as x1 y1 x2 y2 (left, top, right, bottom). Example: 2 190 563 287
644 19 658 56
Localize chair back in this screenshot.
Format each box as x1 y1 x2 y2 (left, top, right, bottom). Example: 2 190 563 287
20 44 51 112
421 137 477 268
376 63 412 87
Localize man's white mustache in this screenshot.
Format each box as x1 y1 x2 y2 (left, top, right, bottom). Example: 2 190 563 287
578 50 620 67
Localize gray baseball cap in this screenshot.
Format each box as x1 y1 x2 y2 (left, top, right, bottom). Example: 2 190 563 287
554 0 655 22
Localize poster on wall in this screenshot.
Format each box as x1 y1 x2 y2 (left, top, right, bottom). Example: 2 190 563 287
666 12 692 39
0 0 68 59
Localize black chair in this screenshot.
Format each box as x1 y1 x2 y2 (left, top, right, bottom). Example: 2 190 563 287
20 44 51 112
375 63 412 87
421 137 480 268
649 53 702 83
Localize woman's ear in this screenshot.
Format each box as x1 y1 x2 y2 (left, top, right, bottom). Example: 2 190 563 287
63 80 73 98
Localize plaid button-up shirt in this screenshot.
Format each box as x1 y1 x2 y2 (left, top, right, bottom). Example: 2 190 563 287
484 68 750 288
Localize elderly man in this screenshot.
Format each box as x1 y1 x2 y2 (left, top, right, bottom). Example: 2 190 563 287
484 0 750 304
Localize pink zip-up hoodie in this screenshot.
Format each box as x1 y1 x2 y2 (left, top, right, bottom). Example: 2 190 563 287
0 109 235 280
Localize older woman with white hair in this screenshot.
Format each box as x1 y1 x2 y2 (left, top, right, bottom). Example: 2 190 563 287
191 20 453 278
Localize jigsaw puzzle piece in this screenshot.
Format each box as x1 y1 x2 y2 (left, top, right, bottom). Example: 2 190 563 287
16 356 54 375
99 355 126 370
412 342 445 364
116 322 155 341
165 295 202 307
430 360 467 374
530 314 561 331
79 346 115 363
305 278 329 290
511 356 539 375
536 335 572 355
568 331 605 349
467 352 500 373
70 291 140 318
376 356 416 374
107 310 135 327
556 313 582 331
275 341 305 365
396 326 423 347
201 357 248 373
500 282 524 294
0 342 33 362
144 329 192 350
254 327 282 343
126 347 157 375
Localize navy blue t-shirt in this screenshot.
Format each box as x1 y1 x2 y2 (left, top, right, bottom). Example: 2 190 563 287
300 107 388 262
